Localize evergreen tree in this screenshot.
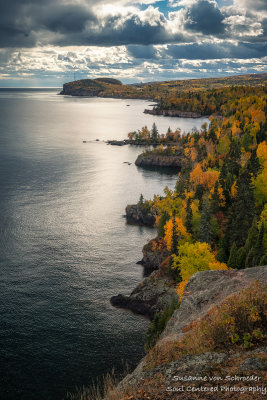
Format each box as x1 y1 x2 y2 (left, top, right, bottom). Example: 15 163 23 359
229 168 255 248
171 214 178 255
185 198 193 234
253 221 265 266
211 181 220 214
217 236 229 263
198 198 213 244
227 242 239 268
246 149 260 178
151 122 159 142
238 218 258 268
259 254 267 266
158 211 169 238
227 138 241 177
195 184 204 204
138 193 144 207
245 247 256 268
236 246 247 269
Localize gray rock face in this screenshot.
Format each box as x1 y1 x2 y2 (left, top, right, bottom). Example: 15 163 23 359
140 238 169 273
120 266 267 387
110 270 178 319
162 266 267 343
240 357 267 372
135 154 182 169
125 204 156 226
144 109 204 118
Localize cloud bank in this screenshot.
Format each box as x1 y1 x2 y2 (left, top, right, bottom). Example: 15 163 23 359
0 0 266 85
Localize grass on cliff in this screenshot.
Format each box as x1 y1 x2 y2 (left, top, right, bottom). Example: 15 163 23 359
146 281 267 368
66 368 127 400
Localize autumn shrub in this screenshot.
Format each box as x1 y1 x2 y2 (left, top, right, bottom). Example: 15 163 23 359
146 281 267 368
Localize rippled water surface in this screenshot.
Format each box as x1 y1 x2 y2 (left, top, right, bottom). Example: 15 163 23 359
0 89 208 400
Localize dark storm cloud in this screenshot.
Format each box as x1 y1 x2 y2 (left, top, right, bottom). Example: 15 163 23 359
162 41 267 60
38 4 97 34
0 0 266 50
54 14 172 46
185 0 225 35
127 44 158 58
0 0 96 47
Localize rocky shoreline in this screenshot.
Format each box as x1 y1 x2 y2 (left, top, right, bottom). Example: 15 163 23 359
144 108 207 118
125 204 156 227
135 153 182 169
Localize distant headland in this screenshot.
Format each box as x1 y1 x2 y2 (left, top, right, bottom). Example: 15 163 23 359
60 73 267 117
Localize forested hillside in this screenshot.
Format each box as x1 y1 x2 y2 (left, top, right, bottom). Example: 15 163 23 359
60 73 267 106
133 84 267 297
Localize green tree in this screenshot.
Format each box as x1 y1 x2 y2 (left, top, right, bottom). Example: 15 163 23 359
158 211 169 238
138 193 144 206
185 198 193 234
151 122 159 142
227 242 239 268
229 168 255 248
198 198 213 244
253 221 265 266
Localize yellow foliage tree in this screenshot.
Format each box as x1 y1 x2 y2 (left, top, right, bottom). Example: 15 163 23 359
257 141 267 166
174 242 227 299
164 217 190 251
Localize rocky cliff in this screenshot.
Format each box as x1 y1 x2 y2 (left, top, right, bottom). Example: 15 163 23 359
110 268 178 319
135 153 182 169
144 109 204 118
115 266 267 399
125 204 156 226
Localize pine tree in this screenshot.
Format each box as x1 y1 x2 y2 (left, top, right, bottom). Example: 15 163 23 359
198 198 213 244
253 221 265 266
211 181 220 214
138 193 144 207
227 138 241 177
151 122 159 142
171 214 178 255
238 218 258 268
185 198 193 234
229 168 255 248
227 242 239 268
217 236 229 263
246 149 260 178
245 247 256 268
158 211 169 238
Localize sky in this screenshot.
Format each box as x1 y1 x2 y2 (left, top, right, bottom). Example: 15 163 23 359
0 0 266 87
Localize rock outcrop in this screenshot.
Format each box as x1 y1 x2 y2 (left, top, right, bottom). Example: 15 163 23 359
110 269 178 319
119 266 267 390
140 237 169 273
125 204 156 226
135 154 182 169
162 266 267 343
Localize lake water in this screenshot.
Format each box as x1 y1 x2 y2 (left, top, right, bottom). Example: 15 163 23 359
0 89 208 400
